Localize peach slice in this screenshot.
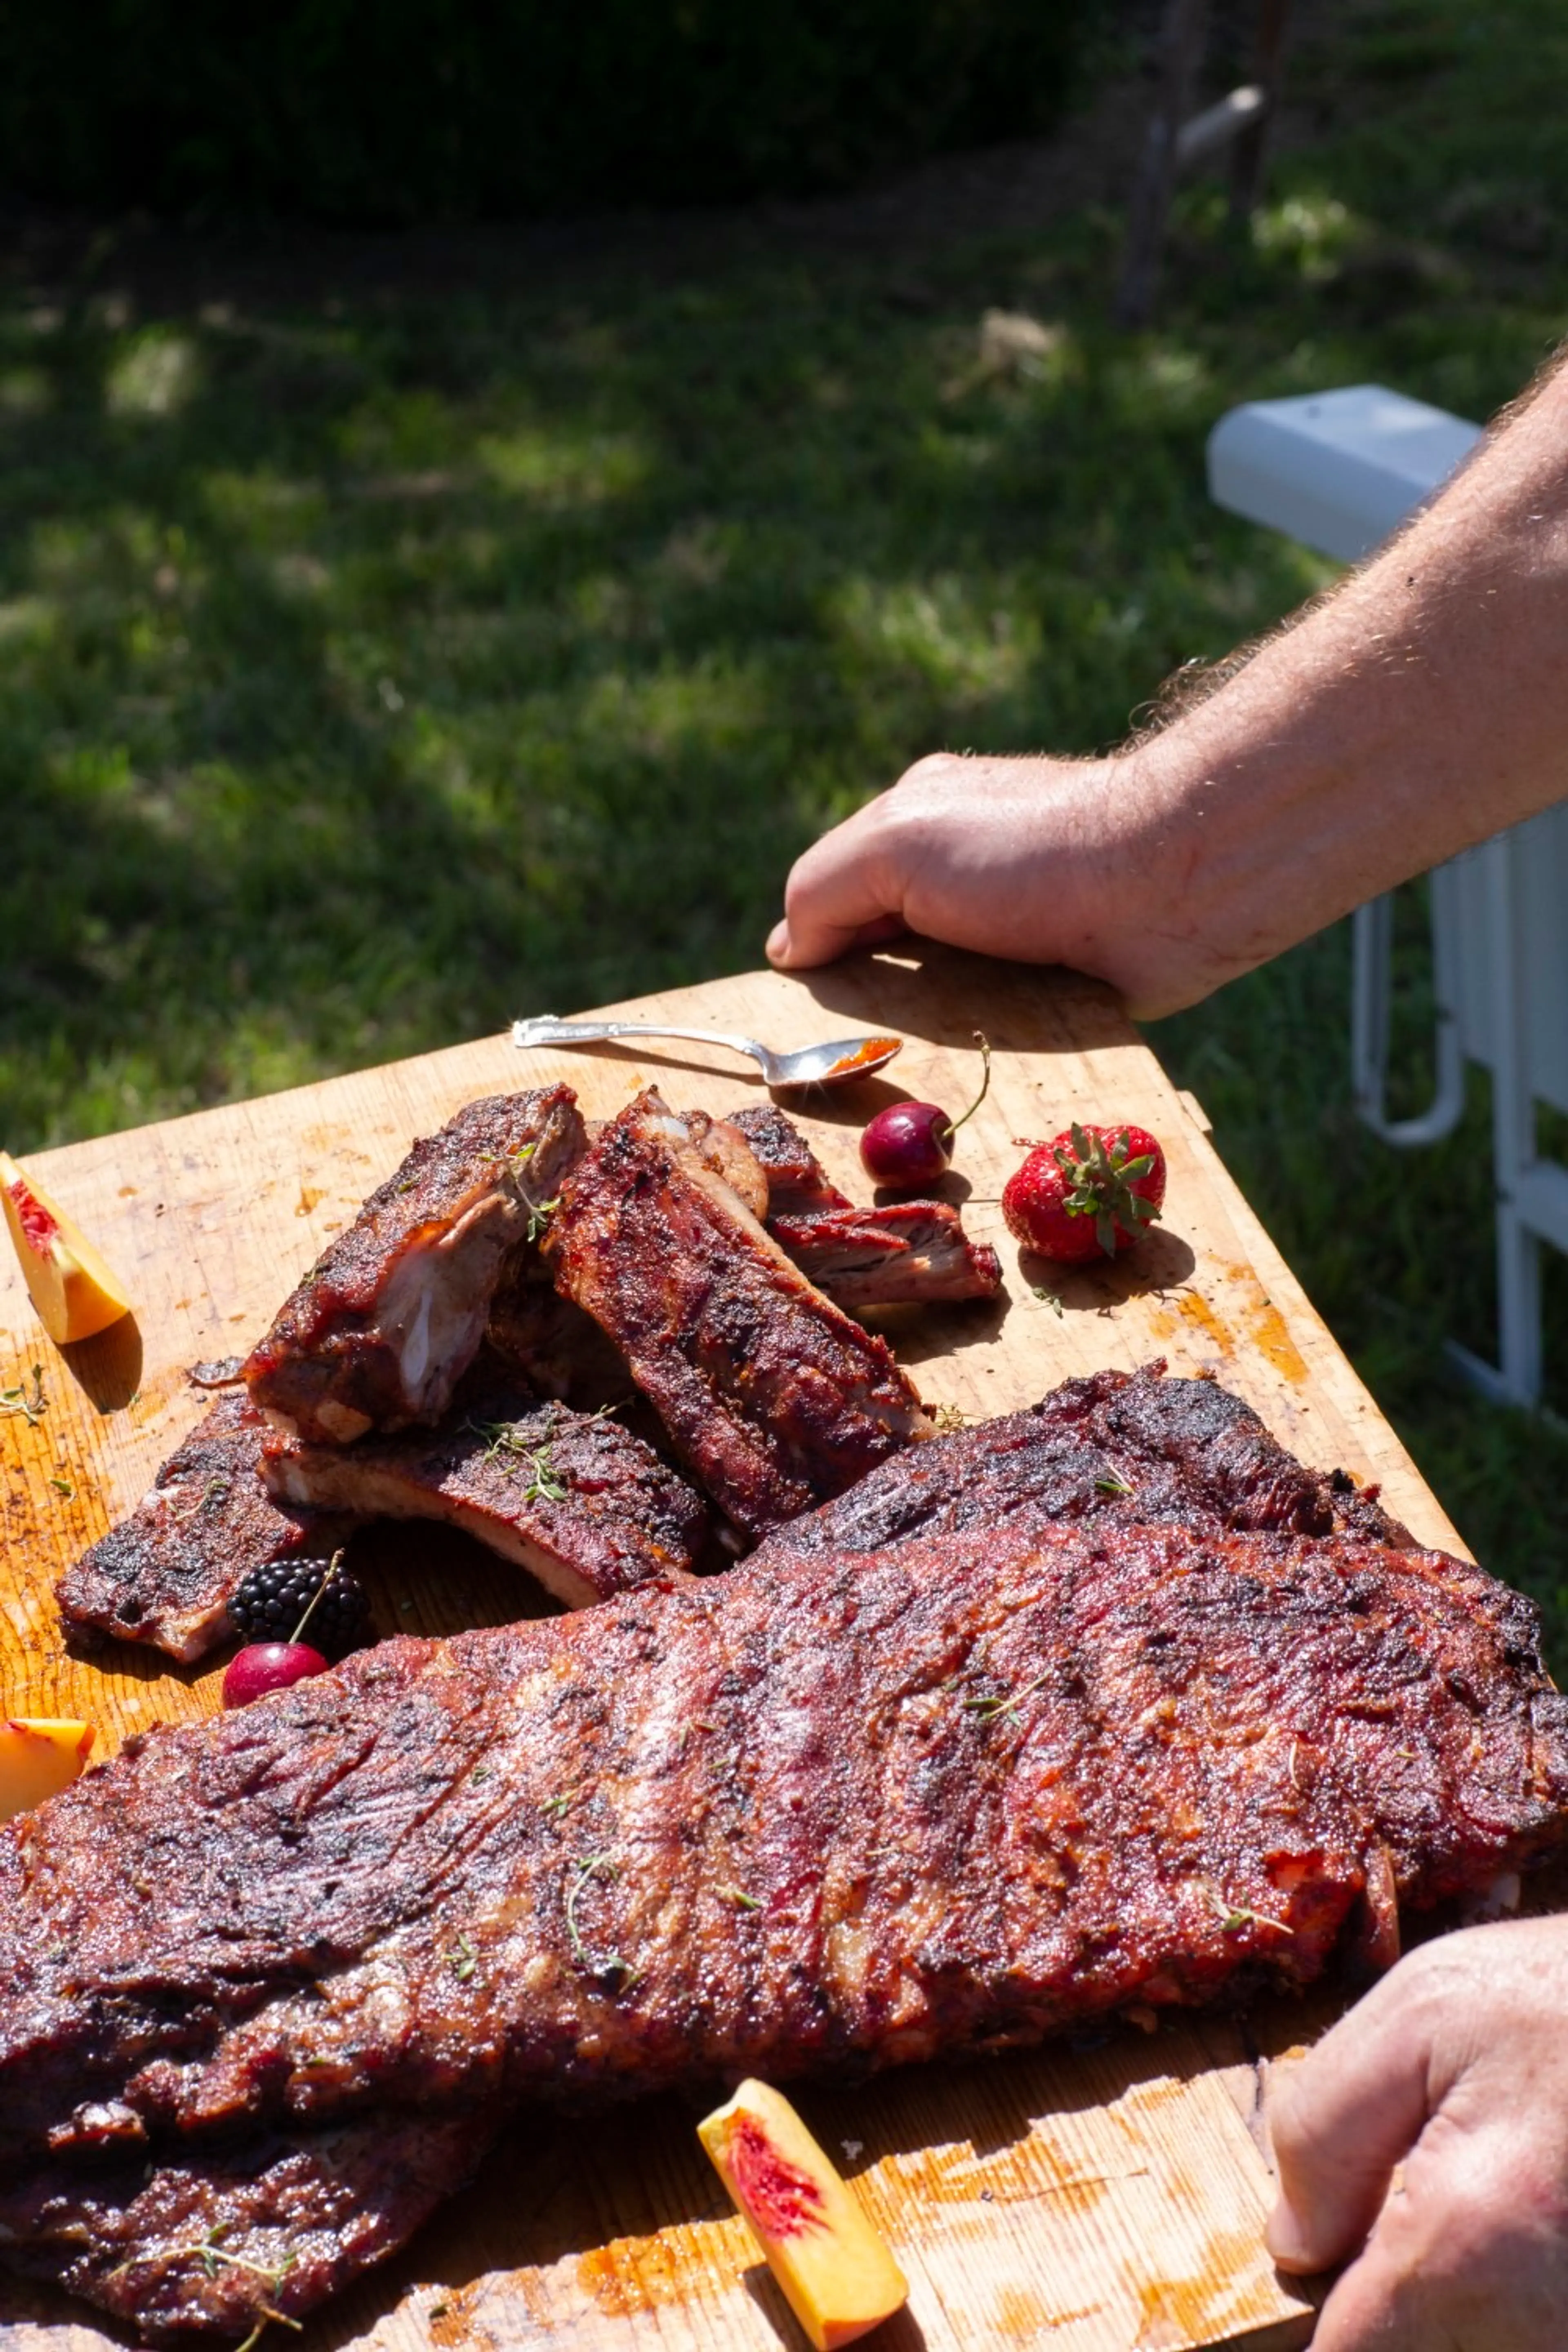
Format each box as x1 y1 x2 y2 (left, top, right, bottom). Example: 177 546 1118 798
0 1717 95 1823
0 1150 133 1345
698 2079 908 2350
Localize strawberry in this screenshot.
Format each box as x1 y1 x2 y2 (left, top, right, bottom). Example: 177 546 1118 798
1002 1122 1166 1263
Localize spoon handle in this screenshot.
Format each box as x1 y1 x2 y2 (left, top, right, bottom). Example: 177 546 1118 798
512 1017 765 1067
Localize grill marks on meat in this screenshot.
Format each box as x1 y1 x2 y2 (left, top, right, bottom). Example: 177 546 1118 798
545 1090 932 1537
4 1514 1566 2337
764 1364 1411 1563
243 1087 587 1445
770 1201 1002 1309
264 1382 709 1607
53 1393 351 1662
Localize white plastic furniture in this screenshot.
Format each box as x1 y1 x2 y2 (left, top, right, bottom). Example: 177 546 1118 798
1207 384 1568 1406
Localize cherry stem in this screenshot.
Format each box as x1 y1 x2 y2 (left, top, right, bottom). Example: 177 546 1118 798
943 1032 991 1141
290 1550 345 1647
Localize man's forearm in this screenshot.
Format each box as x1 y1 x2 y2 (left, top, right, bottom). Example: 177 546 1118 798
1109 347 1568 1007
769 347 1568 1016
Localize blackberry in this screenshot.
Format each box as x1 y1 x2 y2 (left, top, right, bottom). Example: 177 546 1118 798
226 1555 372 1661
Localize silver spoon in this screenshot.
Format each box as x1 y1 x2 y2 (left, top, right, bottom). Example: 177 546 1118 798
511 1015 902 1089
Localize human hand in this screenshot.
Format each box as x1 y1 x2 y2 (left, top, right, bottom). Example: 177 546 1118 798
764 748 1240 1020
1267 1915 1568 2351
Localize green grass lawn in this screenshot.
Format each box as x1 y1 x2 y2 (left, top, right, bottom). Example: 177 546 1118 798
3 0 1568 1646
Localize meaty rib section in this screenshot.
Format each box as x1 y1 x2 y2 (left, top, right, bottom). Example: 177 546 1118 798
4 1512 1565 2337
54 1392 351 1662
243 1086 587 1446
264 1381 708 1606
727 1103 850 1214
770 1200 1002 1309
764 1363 1411 1563
545 1089 932 1535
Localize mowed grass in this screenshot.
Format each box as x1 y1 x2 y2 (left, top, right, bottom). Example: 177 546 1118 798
3 0 1568 1646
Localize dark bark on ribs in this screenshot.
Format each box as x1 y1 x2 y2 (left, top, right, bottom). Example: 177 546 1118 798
264 1380 708 1607
54 1394 353 1663
243 1087 587 1446
544 1089 932 1536
726 1103 851 1214
4 1496 1566 2336
763 1363 1412 1561
1 2111 504 2341
770 1201 1002 1309
484 1258 641 1411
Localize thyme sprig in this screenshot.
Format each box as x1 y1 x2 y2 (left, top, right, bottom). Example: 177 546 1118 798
963 1668 1053 1726
445 1931 479 1982
179 2225 301 2333
469 1419 568 1503
0 1365 46 1427
1205 1887 1294 1937
169 1472 232 1523
524 1195 560 1244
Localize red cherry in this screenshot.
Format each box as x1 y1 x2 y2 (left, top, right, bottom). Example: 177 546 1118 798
859 1099 951 1187
858 1032 991 1191
222 1642 330 1709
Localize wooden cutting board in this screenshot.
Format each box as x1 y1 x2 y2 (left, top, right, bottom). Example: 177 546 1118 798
0 944 1466 2352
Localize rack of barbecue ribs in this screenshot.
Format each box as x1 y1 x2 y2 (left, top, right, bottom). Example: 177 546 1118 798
5 1476 1568 2339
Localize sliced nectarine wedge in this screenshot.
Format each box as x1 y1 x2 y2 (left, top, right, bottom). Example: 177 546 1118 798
0 1717 95 1822
0 1150 133 1345
698 2079 908 2350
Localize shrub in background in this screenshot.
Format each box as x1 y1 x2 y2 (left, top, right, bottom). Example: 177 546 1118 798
0 0 1103 223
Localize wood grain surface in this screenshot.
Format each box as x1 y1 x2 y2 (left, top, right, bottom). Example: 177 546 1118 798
1 943 1468 2352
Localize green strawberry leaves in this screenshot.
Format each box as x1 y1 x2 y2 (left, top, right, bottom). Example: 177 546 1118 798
1051 1123 1164 1258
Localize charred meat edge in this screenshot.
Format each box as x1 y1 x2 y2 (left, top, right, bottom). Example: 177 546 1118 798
54 1391 352 1664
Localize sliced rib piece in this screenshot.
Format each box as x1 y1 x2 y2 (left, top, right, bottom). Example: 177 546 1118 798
243 1086 587 1446
770 1200 1002 1309
763 1362 1411 1562
678 1108 771 1222
3 1504 1565 2338
722 1103 1000 1309
727 1102 851 1213
264 1381 708 1607
54 1392 351 1663
544 1089 932 1537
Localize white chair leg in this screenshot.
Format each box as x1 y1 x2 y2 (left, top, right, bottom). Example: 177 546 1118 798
1350 881 1466 1147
